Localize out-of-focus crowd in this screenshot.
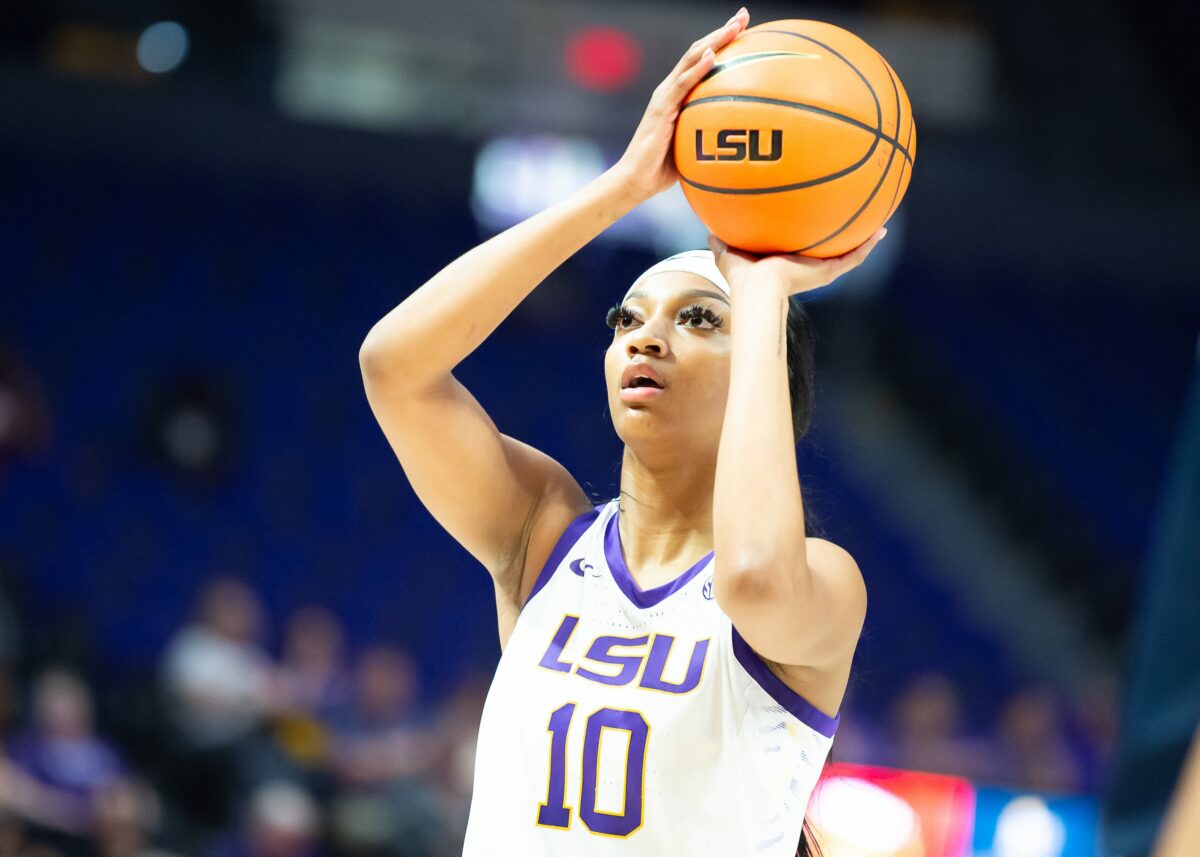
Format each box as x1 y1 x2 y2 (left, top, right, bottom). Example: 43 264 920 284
834 670 1118 795
1 577 487 857
3 570 1119 857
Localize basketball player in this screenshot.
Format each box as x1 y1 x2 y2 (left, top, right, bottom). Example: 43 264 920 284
360 8 883 855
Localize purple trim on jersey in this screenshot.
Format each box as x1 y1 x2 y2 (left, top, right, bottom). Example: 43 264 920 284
731 627 840 738
603 510 714 609
523 506 604 607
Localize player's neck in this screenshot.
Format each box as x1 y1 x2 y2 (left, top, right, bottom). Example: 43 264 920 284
616 447 714 587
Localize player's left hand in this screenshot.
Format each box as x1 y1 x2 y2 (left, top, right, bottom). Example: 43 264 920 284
612 8 751 204
707 228 887 297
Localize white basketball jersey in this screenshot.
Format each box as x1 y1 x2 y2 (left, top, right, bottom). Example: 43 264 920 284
462 499 837 856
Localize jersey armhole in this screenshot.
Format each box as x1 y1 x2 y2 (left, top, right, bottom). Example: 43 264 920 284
730 625 841 739
522 504 605 607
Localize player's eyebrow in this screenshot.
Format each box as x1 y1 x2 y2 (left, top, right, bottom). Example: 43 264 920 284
624 288 729 306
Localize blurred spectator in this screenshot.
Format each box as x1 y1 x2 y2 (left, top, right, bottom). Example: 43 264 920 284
92 779 173 857
997 685 1085 793
328 647 447 857
160 578 273 828
209 781 319 857
1 670 144 854
270 608 351 774
8 669 122 799
887 672 1000 782
277 607 350 719
161 578 272 750
1 761 81 850
426 674 488 847
330 647 435 787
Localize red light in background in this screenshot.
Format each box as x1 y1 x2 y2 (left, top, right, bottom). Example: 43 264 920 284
564 26 642 93
814 763 976 857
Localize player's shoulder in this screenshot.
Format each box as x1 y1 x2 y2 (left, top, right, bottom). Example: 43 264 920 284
804 537 867 611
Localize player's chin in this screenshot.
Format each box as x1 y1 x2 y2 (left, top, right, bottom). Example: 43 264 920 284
608 393 665 436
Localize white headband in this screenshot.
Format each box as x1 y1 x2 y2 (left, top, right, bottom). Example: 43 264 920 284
623 250 731 302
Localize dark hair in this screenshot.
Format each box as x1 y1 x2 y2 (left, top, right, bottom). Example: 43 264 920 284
797 818 824 857
785 295 817 446
788 297 823 857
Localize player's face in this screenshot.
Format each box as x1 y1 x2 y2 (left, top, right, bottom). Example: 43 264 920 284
604 272 732 453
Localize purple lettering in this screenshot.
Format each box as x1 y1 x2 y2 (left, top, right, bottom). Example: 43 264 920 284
574 636 649 686
536 703 575 828
638 635 709 694
538 615 580 673
580 708 648 836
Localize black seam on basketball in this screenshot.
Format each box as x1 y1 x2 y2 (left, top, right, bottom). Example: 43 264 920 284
881 58 908 222
884 117 914 223
701 50 820 82
680 94 913 165
686 158 873 193
796 49 904 253
754 29 882 139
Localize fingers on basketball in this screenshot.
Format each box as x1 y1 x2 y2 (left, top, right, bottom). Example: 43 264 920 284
675 10 749 78
675 49 717 93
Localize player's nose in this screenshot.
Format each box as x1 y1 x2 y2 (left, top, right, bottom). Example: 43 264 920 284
625 318 668 358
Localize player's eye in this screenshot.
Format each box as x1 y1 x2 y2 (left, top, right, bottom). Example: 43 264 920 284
605 304 640 330
678 304 725 330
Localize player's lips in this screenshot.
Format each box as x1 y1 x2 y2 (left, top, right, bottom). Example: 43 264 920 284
620 363 665 402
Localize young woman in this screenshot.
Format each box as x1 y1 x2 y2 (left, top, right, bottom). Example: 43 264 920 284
359 8 883 854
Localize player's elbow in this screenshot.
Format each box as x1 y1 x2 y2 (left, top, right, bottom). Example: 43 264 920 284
359 325 401 385
359 324 381 371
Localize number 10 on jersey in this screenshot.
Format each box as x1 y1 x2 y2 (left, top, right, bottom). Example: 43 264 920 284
537 704 650 837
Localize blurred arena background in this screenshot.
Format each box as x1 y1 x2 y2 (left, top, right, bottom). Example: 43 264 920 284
0 1 1198 856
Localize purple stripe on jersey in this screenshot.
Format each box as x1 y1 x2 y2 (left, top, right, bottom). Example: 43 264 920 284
523 505 604 607
731 627 840 738
603 510 714 609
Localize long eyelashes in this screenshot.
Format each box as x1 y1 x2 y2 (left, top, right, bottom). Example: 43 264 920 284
679 303 725 329
605 304 633 330
604 303 725 331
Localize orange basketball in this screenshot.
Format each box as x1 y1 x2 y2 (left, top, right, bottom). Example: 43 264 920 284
673 19 916 257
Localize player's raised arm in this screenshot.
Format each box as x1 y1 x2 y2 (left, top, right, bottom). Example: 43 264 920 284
359 10 750 600
708 233 882 686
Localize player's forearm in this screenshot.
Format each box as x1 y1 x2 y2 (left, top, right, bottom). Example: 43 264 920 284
360 168 642 389
712 278 808 584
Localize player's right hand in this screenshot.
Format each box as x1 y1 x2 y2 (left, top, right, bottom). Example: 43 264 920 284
612 7 750 204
